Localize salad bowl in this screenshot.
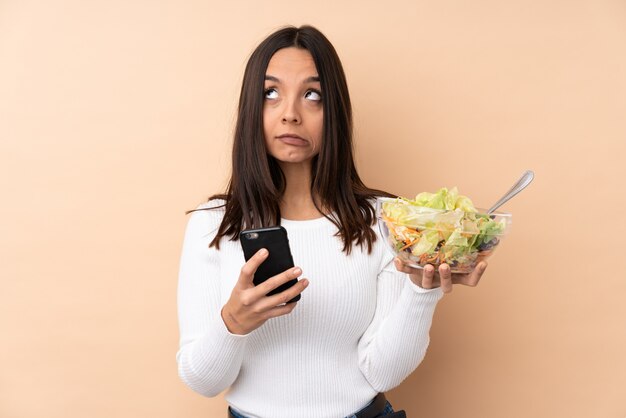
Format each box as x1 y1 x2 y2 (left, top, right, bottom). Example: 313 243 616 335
376 194 512 274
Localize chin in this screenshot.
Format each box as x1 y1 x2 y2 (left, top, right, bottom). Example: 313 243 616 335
270 150 316 164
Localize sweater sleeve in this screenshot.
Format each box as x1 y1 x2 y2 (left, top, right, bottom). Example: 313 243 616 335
357 238 444 392
175 203 249 397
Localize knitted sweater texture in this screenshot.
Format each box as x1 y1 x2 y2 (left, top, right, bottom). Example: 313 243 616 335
176 200 443 418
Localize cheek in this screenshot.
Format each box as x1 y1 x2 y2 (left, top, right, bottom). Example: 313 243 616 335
313 113 323 148
262 108 270 130
263 109 274 140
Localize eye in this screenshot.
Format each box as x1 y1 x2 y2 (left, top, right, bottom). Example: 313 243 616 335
264 88 279 100
304 89 322 102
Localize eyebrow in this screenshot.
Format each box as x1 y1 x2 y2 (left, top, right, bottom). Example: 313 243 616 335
264 75 320 83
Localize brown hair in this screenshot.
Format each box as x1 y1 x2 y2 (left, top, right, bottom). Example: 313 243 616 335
190 25 394 253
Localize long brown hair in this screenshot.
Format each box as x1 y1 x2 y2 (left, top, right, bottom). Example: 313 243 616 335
191 25 394 253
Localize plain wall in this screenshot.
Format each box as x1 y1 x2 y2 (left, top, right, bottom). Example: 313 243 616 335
1 1 625 417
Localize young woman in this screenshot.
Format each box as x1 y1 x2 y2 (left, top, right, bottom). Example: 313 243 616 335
176 25 487 418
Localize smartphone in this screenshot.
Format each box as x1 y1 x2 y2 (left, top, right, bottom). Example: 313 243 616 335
239 226 300 303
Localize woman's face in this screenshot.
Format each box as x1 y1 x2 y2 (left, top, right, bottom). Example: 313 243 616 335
263 47 323 165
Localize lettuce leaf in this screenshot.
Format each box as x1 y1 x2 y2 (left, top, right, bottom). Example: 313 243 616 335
413 187 477 212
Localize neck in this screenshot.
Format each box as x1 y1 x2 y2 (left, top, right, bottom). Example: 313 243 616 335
278 161 323 220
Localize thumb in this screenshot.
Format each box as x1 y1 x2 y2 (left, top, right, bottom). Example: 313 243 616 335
238 248 268 288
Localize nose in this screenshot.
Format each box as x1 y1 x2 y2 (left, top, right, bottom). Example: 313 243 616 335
281 98 301 124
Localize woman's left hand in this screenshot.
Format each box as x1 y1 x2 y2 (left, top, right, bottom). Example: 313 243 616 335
394 258 488 293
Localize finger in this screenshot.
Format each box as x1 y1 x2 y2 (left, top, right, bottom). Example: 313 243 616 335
254 266 303 297
438 263 453 293
394 257 431 282
263 300 299 320
238 249 269 287
260 278 309 309
421 264 435 289
394 257 419 275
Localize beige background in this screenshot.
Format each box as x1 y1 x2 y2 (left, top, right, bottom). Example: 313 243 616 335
1 0 625 417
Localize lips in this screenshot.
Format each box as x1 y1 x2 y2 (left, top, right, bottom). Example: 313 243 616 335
276 133 308 146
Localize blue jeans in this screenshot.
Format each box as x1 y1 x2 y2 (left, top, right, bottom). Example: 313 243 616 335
345 400 395 418
228 399 395 418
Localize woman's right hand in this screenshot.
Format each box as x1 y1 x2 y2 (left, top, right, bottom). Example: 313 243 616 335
221 249 309 335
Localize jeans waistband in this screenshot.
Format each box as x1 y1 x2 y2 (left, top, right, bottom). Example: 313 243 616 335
228 393 391 418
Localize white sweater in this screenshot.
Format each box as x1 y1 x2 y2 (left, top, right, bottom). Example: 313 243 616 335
176 200 443 418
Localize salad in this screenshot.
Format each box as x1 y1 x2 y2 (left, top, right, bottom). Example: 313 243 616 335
379 187 509 272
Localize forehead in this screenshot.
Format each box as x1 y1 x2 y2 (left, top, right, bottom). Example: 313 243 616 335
266 47 318 78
